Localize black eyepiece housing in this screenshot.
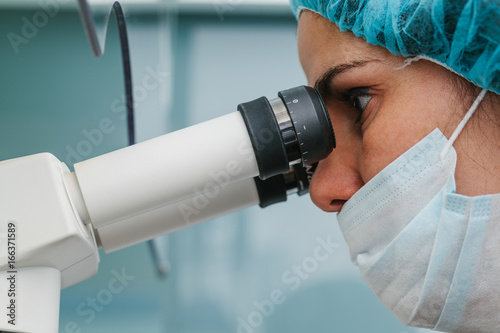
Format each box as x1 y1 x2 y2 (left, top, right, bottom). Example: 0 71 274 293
238 85 335 180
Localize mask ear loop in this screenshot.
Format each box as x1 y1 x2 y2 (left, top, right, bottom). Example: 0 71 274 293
440 89 488 159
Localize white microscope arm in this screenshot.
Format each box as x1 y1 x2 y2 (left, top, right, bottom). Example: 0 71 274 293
0 86 334 333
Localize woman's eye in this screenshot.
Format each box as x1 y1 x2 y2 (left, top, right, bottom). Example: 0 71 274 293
346 87 371 123
351 94 371 113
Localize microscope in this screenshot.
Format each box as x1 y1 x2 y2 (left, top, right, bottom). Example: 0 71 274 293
0 1 335 332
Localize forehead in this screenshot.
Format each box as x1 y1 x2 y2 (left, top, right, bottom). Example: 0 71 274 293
297 11 390 83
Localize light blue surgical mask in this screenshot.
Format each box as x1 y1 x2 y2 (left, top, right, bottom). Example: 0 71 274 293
337 90 500 333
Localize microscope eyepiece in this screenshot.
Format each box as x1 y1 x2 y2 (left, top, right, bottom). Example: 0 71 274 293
254 163 318 208
238 86 335 180
278 86 336 165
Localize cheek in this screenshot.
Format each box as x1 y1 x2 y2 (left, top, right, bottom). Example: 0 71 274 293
357 114 426 183
358 134 394 183
356 86 450 182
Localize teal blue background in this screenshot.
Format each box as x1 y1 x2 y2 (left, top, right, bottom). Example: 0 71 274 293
0 4 428 333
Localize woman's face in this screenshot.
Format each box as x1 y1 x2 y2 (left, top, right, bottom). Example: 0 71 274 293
298 11 491 212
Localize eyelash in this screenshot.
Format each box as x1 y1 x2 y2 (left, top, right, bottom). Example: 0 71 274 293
340 87 372 124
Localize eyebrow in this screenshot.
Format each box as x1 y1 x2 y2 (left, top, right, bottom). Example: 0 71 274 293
314 60 376 97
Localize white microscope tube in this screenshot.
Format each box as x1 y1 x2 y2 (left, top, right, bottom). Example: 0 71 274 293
73 111 259 229
95 177 260 253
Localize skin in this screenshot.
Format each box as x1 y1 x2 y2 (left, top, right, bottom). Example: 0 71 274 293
298 11 500 212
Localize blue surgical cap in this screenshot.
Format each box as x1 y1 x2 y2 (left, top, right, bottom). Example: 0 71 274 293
290 0 500 95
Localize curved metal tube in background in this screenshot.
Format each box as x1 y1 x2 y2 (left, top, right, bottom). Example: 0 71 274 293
77 0 115 57
77 0 169 276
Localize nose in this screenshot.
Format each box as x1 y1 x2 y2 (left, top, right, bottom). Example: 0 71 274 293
309 133 365 213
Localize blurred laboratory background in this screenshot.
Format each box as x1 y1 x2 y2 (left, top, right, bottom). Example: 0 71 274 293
0 1 429 332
